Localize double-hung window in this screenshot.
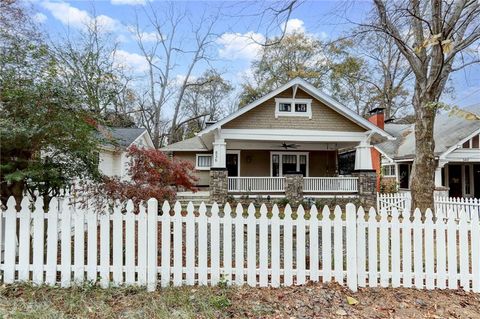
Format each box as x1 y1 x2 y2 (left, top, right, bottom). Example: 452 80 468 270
382 164 396 177
196 154 212 170
275 98 312 119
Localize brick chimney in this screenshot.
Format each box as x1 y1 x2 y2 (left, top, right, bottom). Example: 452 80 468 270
367 107 385 193
368 107 385 130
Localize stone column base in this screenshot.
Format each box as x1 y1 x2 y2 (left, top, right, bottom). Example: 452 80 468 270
209 168 228 204
434 186 449 198
353 170 377 209
284 174 304 206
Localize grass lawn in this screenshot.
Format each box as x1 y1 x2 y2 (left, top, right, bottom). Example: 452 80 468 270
1 281 480 318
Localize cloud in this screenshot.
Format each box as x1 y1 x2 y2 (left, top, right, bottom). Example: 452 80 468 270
217 31 265 61
33 12 48 23
172 74 197 86
41 1 120 32
114 50 149 73
111 0 146 5
137 31 162 42
281 18 305 34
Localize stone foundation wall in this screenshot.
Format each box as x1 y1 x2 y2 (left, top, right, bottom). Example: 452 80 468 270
209 169 228 204
284 174 304 206
353 170 377 209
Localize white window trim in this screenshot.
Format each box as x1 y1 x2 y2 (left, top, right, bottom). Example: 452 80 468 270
270 151 309 177
274 98 312 119
195 154 212 170
382 164 396 177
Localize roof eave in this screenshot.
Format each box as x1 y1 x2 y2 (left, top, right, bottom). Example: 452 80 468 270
197 77 394 140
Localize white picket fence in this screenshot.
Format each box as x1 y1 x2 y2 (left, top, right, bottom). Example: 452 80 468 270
378 192 480 219
1 196 480 293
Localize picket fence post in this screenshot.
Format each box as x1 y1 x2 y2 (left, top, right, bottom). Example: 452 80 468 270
346 203 357 292
258 204 269 287
160 201 171 288
147 198 158 291
185 202 195 285
472 209 480 292
210 203 221 286
173 201 183 287
270 204 281 287
18 197 31 282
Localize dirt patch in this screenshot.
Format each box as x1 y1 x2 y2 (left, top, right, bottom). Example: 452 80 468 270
228 282 480 318
0 282 479 318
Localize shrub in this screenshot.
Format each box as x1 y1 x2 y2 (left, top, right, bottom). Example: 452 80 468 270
88 145 198 209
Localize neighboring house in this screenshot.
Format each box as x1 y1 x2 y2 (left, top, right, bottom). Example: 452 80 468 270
98 127 155 179
376 105 480 198
161 77 393 198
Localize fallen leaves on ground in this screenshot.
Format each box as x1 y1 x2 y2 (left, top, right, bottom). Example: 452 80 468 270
0 281 480 318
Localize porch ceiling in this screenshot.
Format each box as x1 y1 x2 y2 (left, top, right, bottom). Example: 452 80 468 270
226 139 358 151
220 129 368 143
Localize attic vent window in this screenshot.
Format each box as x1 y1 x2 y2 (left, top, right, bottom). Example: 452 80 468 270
275 98 312 119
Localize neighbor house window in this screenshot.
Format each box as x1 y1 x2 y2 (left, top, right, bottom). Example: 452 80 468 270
382 164 396 177
196 154 212 170
274 98 312 119
462 134 480 148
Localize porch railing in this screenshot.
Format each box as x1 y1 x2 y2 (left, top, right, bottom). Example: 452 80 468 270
227 177 285 192
227 176 358 193
303 177 358 193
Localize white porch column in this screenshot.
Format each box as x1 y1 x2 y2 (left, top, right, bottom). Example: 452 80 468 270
435 161 447 187
354 140 373 171
212 139 226 168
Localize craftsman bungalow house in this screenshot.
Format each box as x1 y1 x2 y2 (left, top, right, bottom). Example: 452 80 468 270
161 78 394 202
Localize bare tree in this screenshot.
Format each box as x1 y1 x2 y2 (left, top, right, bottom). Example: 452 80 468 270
132 3 218 147
368 0 480 210
52 18 132 116
352 31 413 119
176 69 234 139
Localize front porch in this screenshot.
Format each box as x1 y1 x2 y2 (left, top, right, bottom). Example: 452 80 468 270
206 129 377 204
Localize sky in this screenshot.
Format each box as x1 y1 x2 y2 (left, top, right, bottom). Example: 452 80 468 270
28 0 480 113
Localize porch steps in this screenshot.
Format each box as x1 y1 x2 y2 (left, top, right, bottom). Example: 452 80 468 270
176 191 211 206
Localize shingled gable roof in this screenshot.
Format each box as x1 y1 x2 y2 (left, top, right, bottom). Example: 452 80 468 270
197 77 394 140
376 104 480 160
99 127 153 149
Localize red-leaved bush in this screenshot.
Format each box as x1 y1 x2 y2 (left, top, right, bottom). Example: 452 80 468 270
90 146 197 208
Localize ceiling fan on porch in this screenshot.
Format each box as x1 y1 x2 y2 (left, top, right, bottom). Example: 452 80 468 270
277 142 300 150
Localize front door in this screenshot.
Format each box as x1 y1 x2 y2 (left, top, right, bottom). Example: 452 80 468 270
226 153 239 177
474 165 480 198
448 164 462 197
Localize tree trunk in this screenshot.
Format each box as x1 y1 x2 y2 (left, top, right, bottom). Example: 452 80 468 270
410 88 436 212
1 180 24 210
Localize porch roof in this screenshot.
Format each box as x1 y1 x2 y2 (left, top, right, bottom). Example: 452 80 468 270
161 135 209 152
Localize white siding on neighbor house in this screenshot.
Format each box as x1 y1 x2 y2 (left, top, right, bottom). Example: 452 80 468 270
98 150 125 179
98 132 153 180
98 151 115 177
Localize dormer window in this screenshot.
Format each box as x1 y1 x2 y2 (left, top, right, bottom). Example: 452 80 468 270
275 98 312 119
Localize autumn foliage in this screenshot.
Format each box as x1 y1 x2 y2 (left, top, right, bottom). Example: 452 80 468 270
94 146 197 206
